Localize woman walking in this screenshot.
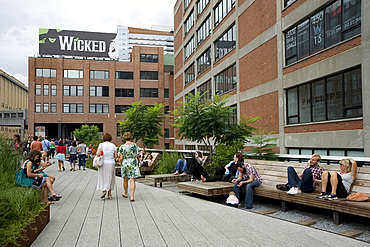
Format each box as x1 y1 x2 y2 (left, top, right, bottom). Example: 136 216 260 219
69 141 78 171
96 133 117 200
118 132 140 202
55 141 66 171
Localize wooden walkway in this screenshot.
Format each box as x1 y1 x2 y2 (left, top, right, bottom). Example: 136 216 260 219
32 160 369 247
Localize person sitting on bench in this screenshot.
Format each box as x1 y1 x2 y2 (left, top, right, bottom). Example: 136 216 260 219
174 151 203 175
201 153 243 182
317 158 357 200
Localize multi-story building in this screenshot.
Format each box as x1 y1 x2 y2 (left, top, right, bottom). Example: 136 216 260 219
0 69 28 139
29 27 174 147
173 0 369 157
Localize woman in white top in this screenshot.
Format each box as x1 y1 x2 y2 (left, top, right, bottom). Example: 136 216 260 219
317 158 358 200
96 133 118 200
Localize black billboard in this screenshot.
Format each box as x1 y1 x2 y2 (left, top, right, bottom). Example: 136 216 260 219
39 28 118 58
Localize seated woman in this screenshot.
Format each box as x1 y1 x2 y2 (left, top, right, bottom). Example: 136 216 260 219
144 154 153 167
201 153 243 182
17 150 62 204
316 158 358 200
174 151 204 175
37 151 56 183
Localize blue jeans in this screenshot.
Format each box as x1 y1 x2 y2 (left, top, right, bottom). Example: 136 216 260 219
233 179 261 209
78 154 86 168
174 159 190 174
287 166 314 192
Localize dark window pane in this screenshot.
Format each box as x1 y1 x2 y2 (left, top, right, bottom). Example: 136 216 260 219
344 68 362 117
287 88 298 124
312 80 326 121
286 27 297 61
310 10 324 54
297 19 310 60
116 71 134 80
299 84 311 123
325 1 342 47
326 74 343 120
343 0 361 32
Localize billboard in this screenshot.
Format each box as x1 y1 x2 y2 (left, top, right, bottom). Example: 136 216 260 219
39 28 118 58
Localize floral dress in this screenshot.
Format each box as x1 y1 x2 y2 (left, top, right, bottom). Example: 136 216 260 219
119 143 141 178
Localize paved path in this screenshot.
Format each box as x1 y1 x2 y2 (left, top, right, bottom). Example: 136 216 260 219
32 160 369 247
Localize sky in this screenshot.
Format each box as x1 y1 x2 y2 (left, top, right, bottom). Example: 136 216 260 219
0 0 176 86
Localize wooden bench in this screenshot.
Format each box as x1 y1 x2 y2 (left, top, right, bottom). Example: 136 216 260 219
178 159 370 224
146 174 192 187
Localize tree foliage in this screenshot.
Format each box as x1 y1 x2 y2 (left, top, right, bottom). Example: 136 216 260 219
249 130 279 160
118 101 164 149
73 124 100 145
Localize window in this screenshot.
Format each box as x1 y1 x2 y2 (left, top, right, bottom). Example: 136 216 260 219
184 10 194 36
35 103 41 113
164 106 169 114
184 36 195 60
228 104 237 125
285 0 361 65
214 24 236 61
215 64 236 95
197 80 212 101
197 0 209 16
35 85 41 96
286 67 362 124
115 105 131 113
140 54 158 63
214 0 235 27
115 89 134 97
36 68 56 78
165 143 170 149
43 103 49 113
90 86 109 97
51 103 57 113
51 85 57 96
164 89 169 98
164 128 170 138
140 88 158 98
184 0 191 10
288 148 364 163
197 16 211 46
140 71 158 80
116 71 134 80
184 64 195 85
63 86 83 96
284 0 297 8
90 70 109 79
90 104 109 113
185 89 196 102
197 47 211 75
63 104 83 113
43 85 49 96
64 69 83 78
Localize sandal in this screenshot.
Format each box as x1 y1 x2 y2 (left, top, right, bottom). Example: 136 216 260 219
122 194 128 198
325 194 338 200
48 195 60 201
101 191 107 199
316 192 328 198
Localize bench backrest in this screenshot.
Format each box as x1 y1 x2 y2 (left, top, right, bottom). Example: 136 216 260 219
245 159 370 194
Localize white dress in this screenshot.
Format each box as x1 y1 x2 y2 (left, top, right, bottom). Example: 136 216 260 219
96 142 117 191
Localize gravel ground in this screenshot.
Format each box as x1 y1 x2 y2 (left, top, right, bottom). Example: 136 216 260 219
138 178 370 244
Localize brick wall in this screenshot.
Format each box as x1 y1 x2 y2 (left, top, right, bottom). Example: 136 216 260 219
285 120 363 133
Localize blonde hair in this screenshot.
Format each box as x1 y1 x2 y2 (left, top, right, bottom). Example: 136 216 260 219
229 191 236 196
312 153 321 161
122 132 133 141
339 159 352 172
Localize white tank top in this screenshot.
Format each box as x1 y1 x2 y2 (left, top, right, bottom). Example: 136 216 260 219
340 172 354 193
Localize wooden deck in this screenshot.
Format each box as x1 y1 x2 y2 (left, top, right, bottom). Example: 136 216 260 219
32 159 368 247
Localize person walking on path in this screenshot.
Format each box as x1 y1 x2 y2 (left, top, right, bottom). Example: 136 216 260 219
50 139 56 159
96 133 117 200
41 136 51 162
77 140 87 170
118 132 141 202
55 141 66 172
287 154 324 195
30 136 42 151
69 141 78 171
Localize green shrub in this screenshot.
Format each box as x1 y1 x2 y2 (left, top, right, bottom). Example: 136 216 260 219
153 150 182 174
0 135 47 246
85 158 97 171
249 130 279 161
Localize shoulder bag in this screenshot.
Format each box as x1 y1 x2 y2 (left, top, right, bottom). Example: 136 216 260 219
93 143 104 168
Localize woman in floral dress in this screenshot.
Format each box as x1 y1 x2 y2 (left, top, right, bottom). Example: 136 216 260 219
118 132 141 202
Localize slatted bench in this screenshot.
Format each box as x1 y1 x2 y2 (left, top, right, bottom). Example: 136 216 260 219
178 159 370 224
146 174 191 187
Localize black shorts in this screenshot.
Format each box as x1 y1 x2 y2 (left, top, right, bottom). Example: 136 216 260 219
326 172 348 198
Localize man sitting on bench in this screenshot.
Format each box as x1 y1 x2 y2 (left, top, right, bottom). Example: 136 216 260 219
287 154 324 195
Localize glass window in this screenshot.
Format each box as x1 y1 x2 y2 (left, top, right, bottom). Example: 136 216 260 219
184 10 194 36
287 88 298 124
325 1 342 47
184 0 191 10
70 104 77 113
344 68 362 118
140 54 158 63
164 89 169 98
299 84 311 123
115 105 131 113
64 69 83 78
284 0 297 7
116 71 134 80
184 64 195 85
184 36 195 60
103 104 109 113
63 104 69 113
215 64 236 95
197 16 211 46
140 71 158 80
35 85 41 96
343 0 361 32
214 24 236 61
43 84 49 96
310 10 324 54
51 85 57 96
63 86 69 96
77 104 83 113
297 20 310 60
70 86 77 96
214 0 235 27
51 103 57 113
197 47 211 75
35 103 41 113
326 74 343 120
43 103 49 113
115 89 134 97
164 128 170 138
198 80 212 101
164 106 169 114
285 27 297 65
312 80 326 122
77 86 83 96
90 104 95 113
90 86 96 97
36 68 56 78
197 0 209 16
90 70 109 79
140 88 158 98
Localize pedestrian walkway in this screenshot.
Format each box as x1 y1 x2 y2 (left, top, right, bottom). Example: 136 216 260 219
32 160 369 247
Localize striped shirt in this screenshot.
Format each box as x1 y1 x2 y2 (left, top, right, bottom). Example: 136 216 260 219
242 163 262 182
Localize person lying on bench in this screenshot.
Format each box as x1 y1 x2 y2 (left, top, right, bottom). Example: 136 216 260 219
287 154 324 195
317 158 357 200
201 153 243 182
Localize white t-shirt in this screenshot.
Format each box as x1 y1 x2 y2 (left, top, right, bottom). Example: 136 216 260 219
99 142 116 165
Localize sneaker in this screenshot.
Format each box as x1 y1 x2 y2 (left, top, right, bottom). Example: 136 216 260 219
325 194 338 200
290 188 302 195
287 187 295 194
316 192 328 199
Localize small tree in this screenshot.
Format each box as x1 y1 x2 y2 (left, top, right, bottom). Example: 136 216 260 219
73 125 101 145
118 101 164 150
249 130 279 160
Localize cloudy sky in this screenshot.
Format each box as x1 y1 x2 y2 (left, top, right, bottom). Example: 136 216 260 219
0 0 176 86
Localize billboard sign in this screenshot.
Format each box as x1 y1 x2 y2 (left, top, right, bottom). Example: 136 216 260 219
39 28 118 58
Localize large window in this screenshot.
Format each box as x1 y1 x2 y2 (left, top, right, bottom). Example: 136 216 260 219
43 85 49 96
184 10 194 36
164 89 169 98
115 105 131 113
63 104 83 113
184 64 195 85
197 0 209 16
140 71 158 80
286 67 362 124
43 103 49 113
115 89 134 97
184 0 191 10
184 36 195 60
214 0 236 27
90 86 109 97
140 88 158 98
90 104 109 113
285 0 361 65
35 103 41 113
90 70 109 79
51 85 57 96
215 64 236 95
63 85 83 96
36 68 56 78
214 24 236 61
140 54 158 63
116 71 134 80
51 103 57 113
197 16 211 46
197 47 211 75
35 85 41 96
197 80 212 101
64 69 83 78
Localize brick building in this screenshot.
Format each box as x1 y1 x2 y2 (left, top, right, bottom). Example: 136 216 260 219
173 0 370 157
28 27 174 147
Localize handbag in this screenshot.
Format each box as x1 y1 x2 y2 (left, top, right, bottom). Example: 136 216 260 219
93 143 104 168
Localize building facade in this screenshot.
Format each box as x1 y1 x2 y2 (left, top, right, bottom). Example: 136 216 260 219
0 69 28 139
173 0 370 157
29 27 174 147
